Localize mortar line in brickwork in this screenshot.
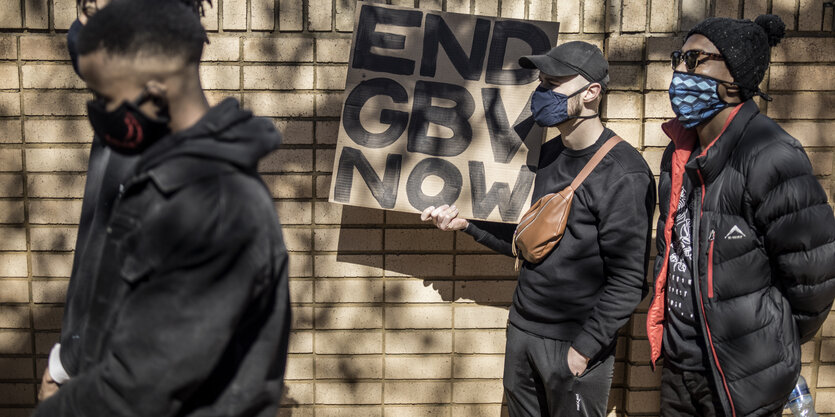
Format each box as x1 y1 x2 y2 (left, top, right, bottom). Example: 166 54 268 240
47 0 54 32
613 0 623 34
16 31 39 405
330 0 335 34
310 32 320 417
303 0 309 33
17 0 25 30
218 0 224 34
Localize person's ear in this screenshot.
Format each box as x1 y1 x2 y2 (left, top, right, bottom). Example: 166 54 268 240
144 80 168 108
583 83 602 103
718 82 742 103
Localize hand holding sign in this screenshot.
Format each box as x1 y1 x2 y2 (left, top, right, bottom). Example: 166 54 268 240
329 3 559 223
421 205 469 231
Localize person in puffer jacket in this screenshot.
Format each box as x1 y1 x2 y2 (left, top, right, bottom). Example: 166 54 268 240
646 14 835 417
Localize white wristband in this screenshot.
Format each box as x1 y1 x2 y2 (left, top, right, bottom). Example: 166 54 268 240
48 344 71 384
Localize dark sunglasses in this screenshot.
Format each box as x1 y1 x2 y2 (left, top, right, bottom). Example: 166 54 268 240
670 49 724 72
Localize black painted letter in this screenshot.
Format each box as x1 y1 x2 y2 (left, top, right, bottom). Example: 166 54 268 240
420 14 490 81
343 78 410 148
406 158 463 211
469 162 535 221
352 5 423 76
407 81 474 157
485 20 551 85
481 88 537 163
334 147 402 209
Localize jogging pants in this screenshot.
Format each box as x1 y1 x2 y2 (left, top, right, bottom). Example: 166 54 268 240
503 324 615 417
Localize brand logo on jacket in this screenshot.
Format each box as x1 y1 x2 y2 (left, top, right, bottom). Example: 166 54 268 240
725 225 746 240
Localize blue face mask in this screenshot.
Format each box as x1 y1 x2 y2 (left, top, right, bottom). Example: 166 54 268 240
668 71 734 129
530 83 596 127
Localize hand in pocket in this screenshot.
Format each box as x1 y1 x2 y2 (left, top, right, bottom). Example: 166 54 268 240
566 346 589 376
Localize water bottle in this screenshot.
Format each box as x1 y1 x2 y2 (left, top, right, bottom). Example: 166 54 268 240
786 375 819 417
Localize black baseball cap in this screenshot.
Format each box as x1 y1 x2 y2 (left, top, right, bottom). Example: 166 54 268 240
519 41 609 88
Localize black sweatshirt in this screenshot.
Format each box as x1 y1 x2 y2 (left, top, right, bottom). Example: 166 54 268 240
464 129 656 360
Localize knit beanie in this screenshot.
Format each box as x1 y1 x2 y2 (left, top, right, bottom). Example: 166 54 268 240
687 14 786 100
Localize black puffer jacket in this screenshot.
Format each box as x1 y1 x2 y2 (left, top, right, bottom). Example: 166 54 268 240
34 98 291 417
646 101 835 416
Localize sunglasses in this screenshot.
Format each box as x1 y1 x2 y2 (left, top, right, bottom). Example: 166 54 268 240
670 50 724 72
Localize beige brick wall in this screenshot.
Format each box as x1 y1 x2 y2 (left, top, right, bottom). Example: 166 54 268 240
0 0 833 415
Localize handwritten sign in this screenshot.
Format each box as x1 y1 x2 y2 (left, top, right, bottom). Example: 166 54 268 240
329 2 559 223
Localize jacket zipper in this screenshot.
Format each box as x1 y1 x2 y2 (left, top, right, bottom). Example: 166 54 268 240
707 230 715 299
515 192 562 238
695 172 736 417
512 192 568 269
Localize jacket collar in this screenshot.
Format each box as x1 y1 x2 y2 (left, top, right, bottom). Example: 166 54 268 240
147 156 239 195
662 100 759 185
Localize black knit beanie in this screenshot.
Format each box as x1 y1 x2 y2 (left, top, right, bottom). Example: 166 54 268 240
686 14 786 100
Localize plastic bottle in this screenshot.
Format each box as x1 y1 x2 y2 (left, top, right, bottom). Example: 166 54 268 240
786 375 819 417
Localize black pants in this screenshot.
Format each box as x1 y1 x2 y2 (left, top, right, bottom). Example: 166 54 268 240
503 324 614 417
660 366 783 417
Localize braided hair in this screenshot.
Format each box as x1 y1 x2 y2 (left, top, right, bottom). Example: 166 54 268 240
181 0 213 17
77 0 207 64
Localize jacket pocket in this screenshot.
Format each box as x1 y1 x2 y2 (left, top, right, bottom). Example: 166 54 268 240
120 254 153 284
107 212 139 239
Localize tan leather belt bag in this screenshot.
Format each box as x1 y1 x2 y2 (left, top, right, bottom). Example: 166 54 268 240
511 136 623 268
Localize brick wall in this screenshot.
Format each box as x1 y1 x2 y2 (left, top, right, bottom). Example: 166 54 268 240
0 0 833 415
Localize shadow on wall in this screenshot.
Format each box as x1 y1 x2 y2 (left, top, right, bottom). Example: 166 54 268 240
2 152 34 367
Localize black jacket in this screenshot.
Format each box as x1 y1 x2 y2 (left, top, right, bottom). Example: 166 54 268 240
59 134 138 377
466 129 655 361
647 101 835 416
59 19 141 375
34 98 291 417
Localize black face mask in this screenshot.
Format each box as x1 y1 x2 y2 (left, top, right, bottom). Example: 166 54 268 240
86 90 171 155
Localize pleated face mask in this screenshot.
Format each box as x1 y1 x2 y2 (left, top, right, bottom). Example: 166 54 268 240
530 83 596 127
668 71 733 129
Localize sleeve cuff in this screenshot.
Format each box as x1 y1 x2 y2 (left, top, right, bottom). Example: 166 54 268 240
571 331 603 361
463 221 486 240
48 344 71 384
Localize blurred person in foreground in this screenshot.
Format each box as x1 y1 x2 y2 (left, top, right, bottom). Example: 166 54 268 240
33 0 291 415
647 14 835 416
39 0 212 400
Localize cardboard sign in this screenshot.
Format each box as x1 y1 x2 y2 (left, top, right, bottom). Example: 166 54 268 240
329 2 559 223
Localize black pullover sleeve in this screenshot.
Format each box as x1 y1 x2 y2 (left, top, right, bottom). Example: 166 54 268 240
572 172 656 360
463 220 517 257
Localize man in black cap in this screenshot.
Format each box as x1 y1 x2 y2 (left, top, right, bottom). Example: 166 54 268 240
423 41 656 416
647 14 835 416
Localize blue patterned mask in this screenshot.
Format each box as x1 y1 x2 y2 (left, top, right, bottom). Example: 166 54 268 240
669 72 732 129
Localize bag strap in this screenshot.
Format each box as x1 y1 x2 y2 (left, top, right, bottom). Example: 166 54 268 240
569 136 623 190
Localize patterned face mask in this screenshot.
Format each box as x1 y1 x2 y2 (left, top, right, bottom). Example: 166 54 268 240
668 71 734 129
